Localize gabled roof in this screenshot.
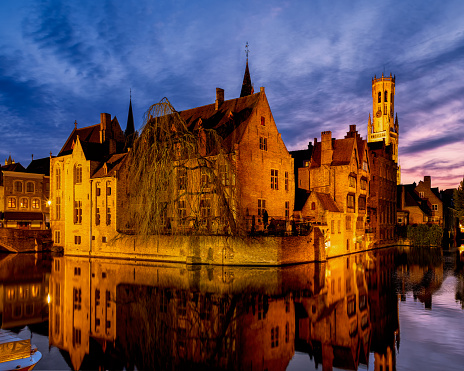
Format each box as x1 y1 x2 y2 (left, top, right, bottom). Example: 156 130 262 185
1 162 26 172
26 157 51 176
179 92 262 153
92 153 127 178
310 138 356 168
316 192 340 212
59 124 101 156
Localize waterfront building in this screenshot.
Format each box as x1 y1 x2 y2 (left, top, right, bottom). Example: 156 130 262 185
49 113 127 251
292 125 371 255
0 155 50 229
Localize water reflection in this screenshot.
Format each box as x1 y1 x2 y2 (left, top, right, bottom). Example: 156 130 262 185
45 249 401 370
2 247 463 370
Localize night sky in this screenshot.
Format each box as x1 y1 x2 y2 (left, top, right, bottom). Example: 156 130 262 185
1 0 463 189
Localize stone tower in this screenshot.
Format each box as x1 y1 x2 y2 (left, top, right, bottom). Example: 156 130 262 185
368 73 400 182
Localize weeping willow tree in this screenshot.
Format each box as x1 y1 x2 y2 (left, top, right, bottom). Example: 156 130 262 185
119 97 239 239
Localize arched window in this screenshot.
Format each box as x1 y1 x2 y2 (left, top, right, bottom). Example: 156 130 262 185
384 90 388 102
26 181 35 193
378 92 381 103
55 167 61 190
14 181 23 193
74 165 83 184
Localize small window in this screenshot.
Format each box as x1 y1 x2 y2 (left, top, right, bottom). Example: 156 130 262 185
74 236 81 245
311 202 316 210
102 236 107 243
261 116 265 126
14 181 23 193
106 185 112 196
378 91 381 103
74 165 83 184
96 187 101 197
259 137 268 151
26 182 35 193
432 204 438 211
271 169 278 190
20 198 28 208
32 199 40 209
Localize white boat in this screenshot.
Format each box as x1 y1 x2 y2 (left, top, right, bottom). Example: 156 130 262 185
0 330 42 371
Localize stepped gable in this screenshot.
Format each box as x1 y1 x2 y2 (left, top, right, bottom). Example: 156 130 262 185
309 138 356 168
179 92 261 154
1 162 26 172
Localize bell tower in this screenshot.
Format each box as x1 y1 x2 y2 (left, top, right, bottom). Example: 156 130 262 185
368 73 400 181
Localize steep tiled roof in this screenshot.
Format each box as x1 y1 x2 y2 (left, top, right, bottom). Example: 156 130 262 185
316 192 340 212
1 163 26 172
59 124 101 156
92 153 127 178
310 138 355 168
179 92 261 153
26 157 50 176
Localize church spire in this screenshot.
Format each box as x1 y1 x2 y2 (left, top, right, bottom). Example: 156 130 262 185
240 42 253 97
125 90 135 149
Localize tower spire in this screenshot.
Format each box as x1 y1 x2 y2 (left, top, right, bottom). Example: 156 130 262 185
240 42 253 97
125 90 135 149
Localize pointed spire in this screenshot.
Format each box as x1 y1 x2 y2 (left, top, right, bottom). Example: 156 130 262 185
395 113 399 133
368 113 372 134
240 42 253 97
125 90 135 149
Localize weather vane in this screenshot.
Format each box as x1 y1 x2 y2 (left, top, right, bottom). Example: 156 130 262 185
245 42 250 60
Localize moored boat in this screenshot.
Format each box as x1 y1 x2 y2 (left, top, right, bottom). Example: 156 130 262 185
0 330 42 371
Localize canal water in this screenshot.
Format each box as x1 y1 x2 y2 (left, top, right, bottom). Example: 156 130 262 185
1 246 463 370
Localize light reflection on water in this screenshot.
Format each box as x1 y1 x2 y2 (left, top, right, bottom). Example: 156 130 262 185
1 246 463 370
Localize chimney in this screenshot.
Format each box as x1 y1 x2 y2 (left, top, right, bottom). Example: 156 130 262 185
215 88 224 110
321 131 333 165
424 176 431 188
100 113 111 143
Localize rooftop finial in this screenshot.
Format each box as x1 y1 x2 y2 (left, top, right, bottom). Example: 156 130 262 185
74 120 77 129
245 42 250 61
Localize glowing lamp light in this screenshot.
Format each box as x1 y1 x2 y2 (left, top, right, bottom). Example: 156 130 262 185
47 293 51 304
47 200 52 206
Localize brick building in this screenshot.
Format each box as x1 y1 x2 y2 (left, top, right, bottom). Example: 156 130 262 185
0 156 50 229
292 125 371 256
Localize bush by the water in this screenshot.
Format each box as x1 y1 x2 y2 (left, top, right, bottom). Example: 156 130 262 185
406 224 443 247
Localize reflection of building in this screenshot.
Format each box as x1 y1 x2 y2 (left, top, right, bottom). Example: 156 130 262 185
0 254 50 329
0 156 50 229
295 253 371 370
48 256 296 370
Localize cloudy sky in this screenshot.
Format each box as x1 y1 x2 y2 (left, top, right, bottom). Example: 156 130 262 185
1 0 463 189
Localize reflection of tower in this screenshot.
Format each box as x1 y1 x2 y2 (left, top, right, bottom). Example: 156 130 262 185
368 73 400 183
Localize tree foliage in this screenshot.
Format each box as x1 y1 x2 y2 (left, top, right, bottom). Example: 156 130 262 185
454 176 464 223
119 97 239 239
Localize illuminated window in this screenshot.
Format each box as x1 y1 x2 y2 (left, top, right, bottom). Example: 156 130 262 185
271 169 278 189
20 198 28 208
32 198 40 209
14 181 23 192
347 295 356 317
74 165 82 184
419 191 424 198
26 182 34 193
8 197 16 208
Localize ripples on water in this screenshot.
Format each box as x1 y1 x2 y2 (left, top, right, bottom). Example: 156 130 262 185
1 246 463 370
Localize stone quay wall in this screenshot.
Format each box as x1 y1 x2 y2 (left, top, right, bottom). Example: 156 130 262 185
0 228 52 252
